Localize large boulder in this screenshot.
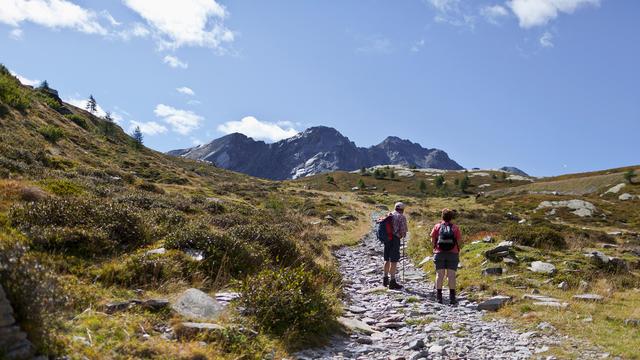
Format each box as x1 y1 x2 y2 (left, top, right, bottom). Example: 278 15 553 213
477 296 511 311
536 200 597 217
172 288 224 320
484 242 514 261
529 261 556 275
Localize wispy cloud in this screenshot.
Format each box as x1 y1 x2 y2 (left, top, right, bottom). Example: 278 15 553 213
410 39 425 52
129 120 168 135
163 55 188 69
356 35 392 54
177 86 195 96
122 0 235 51
426 0 476 29
217 116 299 142
154 104 203 135
0 0 107 34
508 0 600 28
480 4 510 25
8 28 22 39
10 70 39 86
539 31 554 47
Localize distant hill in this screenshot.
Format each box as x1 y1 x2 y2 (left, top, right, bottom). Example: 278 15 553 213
500 166 529 177
169 126 464 180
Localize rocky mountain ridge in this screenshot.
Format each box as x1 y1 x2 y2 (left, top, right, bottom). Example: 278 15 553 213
169 126 464 180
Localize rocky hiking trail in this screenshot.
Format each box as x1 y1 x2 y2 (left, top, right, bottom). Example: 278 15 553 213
295 216 607 360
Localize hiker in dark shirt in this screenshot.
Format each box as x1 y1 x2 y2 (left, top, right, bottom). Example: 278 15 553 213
383 202 407 290
430 208 462 305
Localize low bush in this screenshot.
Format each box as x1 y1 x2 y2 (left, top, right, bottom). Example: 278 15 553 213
0 237 65 355
502 224 567 249
64 114 88 129
39 178 85 196
240 266 337 343
38 125 64 143
96 250 198 288
0 71 31 112
228 223 301 266
10 197 149 255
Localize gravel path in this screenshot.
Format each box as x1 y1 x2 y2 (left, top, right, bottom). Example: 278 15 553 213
295 220 607 360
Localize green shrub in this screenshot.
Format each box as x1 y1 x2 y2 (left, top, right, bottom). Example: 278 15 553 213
240 266 337 342
10 197 149 255
0 72 31 112
64 114 88 129
165 222 264 276
96 250 198 288
38 125 64 143
39 179 85 196
502 224 567 249
0 237 65 355
137 181 165 194
228 223 301 266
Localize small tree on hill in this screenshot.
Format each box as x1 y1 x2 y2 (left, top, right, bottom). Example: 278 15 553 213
86 95 97 114
132 126 143 149
435 175 445 188
105 112 113 123
38 80 50 90
388 169 395 179
374 169 384 179
360 167 367 175
624 170 637 184
357 178 365 189
419 180 427 193
459 175 470 192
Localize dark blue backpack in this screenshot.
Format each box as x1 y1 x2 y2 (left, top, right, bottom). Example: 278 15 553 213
376 214 394 243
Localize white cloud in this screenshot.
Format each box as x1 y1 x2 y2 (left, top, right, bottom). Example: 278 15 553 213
540 31 554 47
101 10 120 26
10 71 39 87
217 116 299 142
0 0 106 34
129 120 168 135
117 22 150 40
154 104 202 135
177 86 195 96
427 0 475 28
508 0 600 28
64 97 124 124
8 27 22 39
480 4 510 24
122 0 234 50
187 99 201 105
163 55 188 69
410 39 425 52
356 35 392 54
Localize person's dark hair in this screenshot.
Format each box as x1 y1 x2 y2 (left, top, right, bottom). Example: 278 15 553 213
442 208 454 222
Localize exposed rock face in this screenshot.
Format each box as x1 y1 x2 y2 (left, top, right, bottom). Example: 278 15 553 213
536 200 597 217
0 285 35 360
169 127 463 180
500 166 529 177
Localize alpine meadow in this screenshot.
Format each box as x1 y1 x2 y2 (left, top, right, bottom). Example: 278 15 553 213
1 1 639 360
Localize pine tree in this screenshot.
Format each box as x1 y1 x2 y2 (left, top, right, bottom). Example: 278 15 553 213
86 95 97 114
357 178 365 189
132 126 143 149
105 112 113 123
459 175 470 192
360 167 367 175
435 175 445 188
39 80 50 90
419 180 427 193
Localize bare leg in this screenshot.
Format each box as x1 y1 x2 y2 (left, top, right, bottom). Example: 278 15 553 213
389 262 397 277
447 270 456 290
435 269 446 289
384 261 390 275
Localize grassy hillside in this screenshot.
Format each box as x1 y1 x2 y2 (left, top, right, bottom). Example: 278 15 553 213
0 65 373 359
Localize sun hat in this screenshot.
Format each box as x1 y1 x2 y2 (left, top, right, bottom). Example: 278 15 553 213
394 202 406 210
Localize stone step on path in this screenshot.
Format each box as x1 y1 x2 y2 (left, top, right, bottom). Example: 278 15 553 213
294 216 608 360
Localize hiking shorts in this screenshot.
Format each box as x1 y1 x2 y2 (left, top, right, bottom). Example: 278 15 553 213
434 252 459 271
384 236 401 262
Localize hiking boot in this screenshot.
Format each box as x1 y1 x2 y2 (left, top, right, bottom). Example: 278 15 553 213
388 278 403 290
449 289 457 306
383 276 389 287
436 289 443 304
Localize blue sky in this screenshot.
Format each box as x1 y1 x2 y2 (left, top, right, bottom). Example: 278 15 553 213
1 0 638 176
